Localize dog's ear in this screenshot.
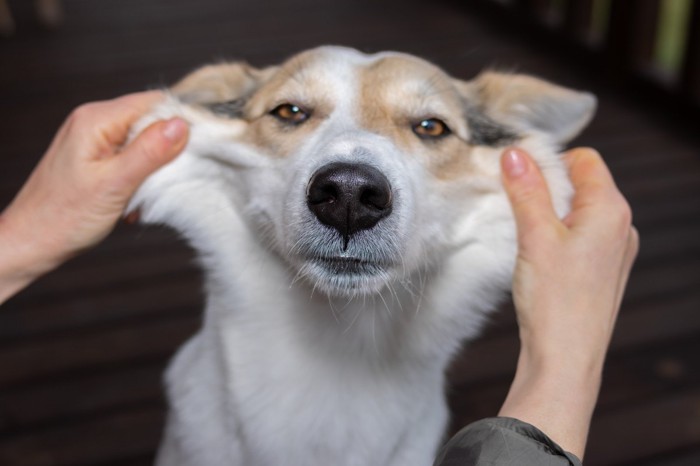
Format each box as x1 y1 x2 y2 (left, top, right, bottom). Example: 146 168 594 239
173 62 278 118
455 71 596 145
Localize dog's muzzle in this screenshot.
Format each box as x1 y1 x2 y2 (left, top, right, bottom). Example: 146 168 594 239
306 162 393 249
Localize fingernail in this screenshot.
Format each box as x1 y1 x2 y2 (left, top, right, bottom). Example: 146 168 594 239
162 118 188 142
502 148 528 178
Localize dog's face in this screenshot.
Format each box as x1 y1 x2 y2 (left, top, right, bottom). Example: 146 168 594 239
132 46 594 298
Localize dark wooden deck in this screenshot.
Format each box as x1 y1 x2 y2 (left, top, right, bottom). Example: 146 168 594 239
1 0 699 464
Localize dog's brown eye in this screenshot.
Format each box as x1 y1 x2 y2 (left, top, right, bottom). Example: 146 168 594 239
413 118 450 139
270 103 310 124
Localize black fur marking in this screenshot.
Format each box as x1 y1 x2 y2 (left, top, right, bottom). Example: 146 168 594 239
203 99 247 119
465 107 519 147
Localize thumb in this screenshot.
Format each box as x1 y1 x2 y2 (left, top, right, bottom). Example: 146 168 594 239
501 147 559 240
112 117 189 195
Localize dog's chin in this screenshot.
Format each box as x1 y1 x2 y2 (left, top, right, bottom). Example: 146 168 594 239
300 257 392 297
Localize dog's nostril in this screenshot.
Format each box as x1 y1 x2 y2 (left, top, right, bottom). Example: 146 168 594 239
307 162 393 247
360 186 392 211
308 182 339 205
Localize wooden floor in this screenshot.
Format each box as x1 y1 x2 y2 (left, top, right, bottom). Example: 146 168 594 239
1 0 699 464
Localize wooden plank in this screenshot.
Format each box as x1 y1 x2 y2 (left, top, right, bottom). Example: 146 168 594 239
586 389 700 465
624 259 700 303
0 315 198 387
633 223 700 263
619 169 700 201
6 247 198 303
0 274 201 342
596 334 700 412
99 457 156 466
639 448 700 466
0 406 163 466
613 290 700 349
0 362 164 433
631 195 700 232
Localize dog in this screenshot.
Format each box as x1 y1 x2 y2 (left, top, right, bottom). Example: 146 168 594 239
128 46 595 466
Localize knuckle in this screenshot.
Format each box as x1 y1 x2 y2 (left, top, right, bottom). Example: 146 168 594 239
67 102 101 130
607 197 634 239
579 147 602 160
70 102 97 120
615 198 633 226
566 146 602 164
629 226 641 254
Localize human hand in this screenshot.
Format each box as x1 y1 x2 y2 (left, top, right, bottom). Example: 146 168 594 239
0 91 189 302
497 147 639 459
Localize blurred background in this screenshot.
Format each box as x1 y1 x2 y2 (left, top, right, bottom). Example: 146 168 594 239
1 0 699 464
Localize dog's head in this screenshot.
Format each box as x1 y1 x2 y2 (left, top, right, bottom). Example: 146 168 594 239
130 46 594 299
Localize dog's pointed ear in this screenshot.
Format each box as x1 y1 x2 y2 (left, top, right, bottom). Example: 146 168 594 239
455 71 596 145
172 62 278 118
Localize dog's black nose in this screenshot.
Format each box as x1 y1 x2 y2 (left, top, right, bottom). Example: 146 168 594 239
307 162 392 248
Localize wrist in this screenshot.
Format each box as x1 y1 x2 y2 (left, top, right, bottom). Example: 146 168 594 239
498 342 604 460
519 322 610 387
518 337 606 385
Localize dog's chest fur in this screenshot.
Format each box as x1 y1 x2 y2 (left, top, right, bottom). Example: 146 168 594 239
162 259 456 466
130 46 594 465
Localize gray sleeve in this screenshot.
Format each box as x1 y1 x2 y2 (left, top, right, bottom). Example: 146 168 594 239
433 417 583 466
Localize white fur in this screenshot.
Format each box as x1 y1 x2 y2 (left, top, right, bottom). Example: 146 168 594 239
128 46 589 466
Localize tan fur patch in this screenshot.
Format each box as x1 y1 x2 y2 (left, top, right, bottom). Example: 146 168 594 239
173 62 277 104
239 51 337 158
356 55 478 180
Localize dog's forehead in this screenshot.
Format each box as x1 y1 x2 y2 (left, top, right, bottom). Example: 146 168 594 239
276 47 455 103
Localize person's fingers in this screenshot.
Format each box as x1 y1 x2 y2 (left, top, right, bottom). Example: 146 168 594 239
501 147 560 242
563 148 625 225
108 117 189 196
66 91 166 149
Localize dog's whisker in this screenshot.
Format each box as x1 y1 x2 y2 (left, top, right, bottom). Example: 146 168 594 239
327 295 340 324
377 289 392 320
371 306 379 356
289 267 306 288
414 265 428 316
342 301 364 335
387 282 404 314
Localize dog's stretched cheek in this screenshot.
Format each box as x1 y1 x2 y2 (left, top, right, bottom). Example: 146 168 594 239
515 138 575 219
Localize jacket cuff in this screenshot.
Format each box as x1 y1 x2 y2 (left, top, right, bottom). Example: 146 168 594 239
433 417 583 466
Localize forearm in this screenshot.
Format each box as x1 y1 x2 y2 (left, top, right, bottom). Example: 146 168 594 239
0 213 57 304
498 345 603 460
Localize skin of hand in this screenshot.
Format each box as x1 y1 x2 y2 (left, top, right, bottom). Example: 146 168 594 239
0 91 189 303
497 147 639 460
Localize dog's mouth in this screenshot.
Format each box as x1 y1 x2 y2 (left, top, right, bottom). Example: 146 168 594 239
298 255 392 296
312 256 384 276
